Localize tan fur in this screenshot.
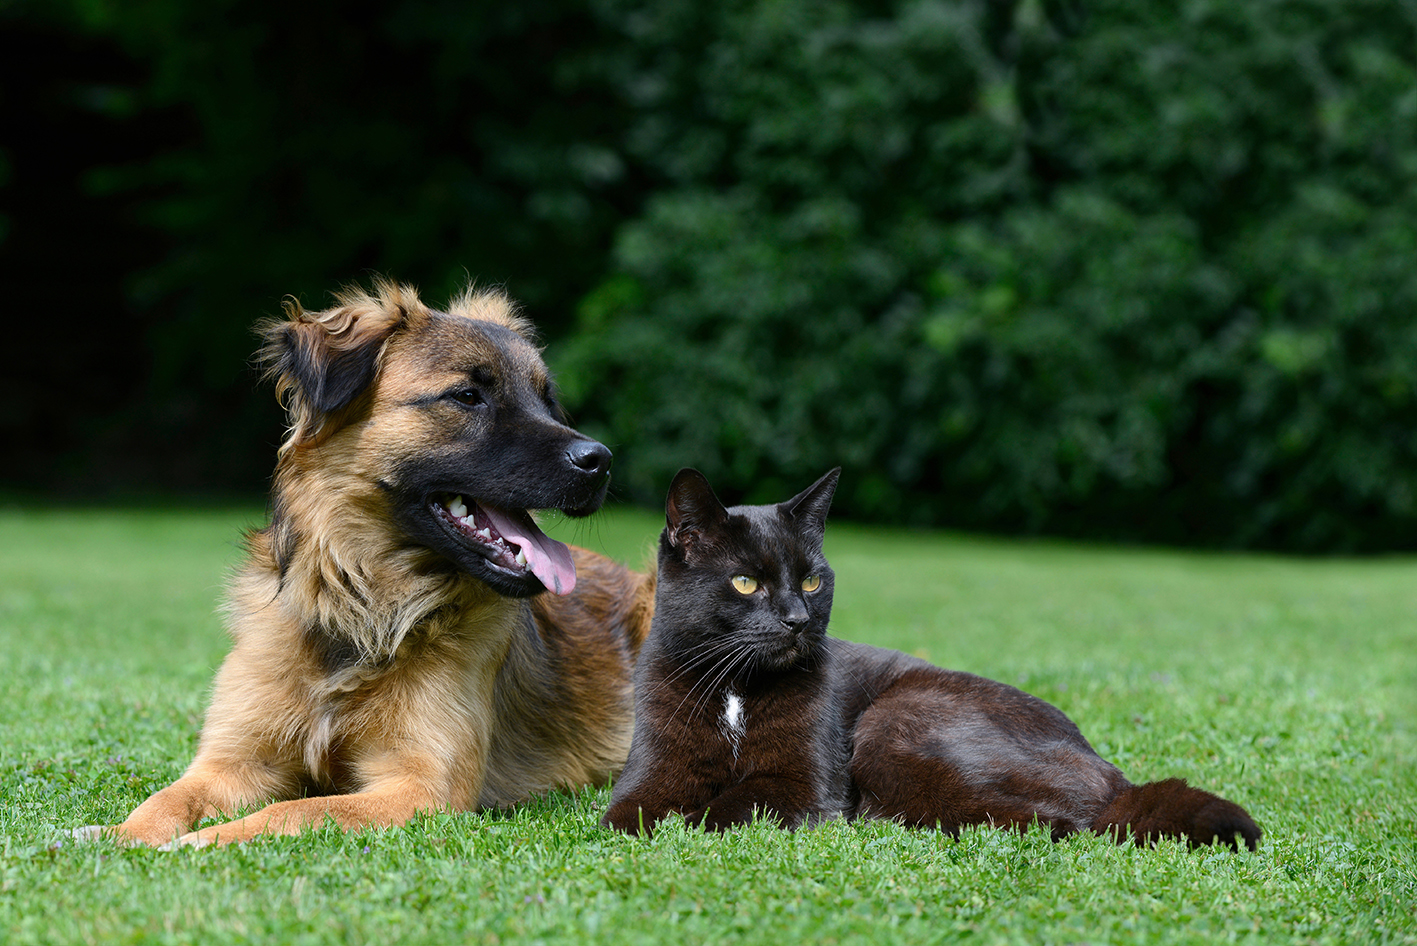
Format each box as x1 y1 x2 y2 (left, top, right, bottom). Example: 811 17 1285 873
86 281 653 846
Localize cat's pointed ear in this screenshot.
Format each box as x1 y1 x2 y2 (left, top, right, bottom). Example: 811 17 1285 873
781 467 841 538
666 468 729 553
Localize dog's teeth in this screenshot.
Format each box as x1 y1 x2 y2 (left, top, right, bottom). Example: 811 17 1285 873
515 549 528 567
449 496 468 519
476 529 492 541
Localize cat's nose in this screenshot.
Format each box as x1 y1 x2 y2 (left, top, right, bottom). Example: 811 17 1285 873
780 599 810 631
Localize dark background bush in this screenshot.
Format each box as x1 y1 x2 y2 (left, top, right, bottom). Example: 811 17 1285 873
3 0 1415 550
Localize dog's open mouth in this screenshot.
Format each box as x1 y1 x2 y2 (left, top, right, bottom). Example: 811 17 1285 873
432 494 577 595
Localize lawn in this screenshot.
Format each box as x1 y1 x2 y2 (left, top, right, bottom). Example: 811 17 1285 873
0 500 1413 945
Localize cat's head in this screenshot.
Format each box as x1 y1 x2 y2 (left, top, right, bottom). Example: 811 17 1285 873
656 467 841 674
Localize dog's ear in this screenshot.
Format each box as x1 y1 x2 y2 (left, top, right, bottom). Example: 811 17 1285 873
258 278 423 451
665 468 729 555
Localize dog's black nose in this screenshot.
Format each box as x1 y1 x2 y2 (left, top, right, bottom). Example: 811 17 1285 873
567 439 613 477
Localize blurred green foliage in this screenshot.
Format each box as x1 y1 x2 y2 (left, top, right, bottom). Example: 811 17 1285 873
560 0 1417 550
3 0 1416 549
1 0 638 489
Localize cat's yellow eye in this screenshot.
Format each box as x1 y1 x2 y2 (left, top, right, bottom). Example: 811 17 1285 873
731 575 759 595
801 575 822 593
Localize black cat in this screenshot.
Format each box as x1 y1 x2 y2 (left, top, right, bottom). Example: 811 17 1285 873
602 468 1261 850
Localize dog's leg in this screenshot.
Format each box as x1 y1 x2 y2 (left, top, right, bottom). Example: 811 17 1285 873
165 776 443 847
170 657 497 846
83 753 304 847
76 666 310 846
168 739 484 847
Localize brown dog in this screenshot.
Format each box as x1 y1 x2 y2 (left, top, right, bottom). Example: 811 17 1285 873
77 279 653 846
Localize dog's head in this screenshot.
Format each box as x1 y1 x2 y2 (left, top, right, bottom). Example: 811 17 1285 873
259 278 611 598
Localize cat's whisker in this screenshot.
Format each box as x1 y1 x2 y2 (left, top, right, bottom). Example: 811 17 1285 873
645 638 741 700
823 651 877 697
688 647 752 720
679 646 752 722
649 640 748 724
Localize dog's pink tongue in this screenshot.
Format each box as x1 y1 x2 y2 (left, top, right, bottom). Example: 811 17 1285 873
481 506 577 595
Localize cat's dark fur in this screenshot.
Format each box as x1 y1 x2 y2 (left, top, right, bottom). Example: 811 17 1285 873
602 468 1262 851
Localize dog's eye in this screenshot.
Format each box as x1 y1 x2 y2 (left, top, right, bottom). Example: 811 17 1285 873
449 389 484 407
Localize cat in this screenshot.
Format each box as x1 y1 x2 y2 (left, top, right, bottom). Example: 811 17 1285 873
601 468 1262 850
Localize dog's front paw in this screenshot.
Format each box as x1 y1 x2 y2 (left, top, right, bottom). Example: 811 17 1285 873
157 831 216 851
70 824 123 844
72 819 196 848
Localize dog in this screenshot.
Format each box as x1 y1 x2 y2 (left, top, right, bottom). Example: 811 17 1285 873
77 279 654 846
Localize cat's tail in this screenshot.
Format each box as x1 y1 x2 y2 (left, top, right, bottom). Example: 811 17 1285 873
1091 778 1261 851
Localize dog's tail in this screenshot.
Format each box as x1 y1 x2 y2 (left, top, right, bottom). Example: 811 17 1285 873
1091 778 1261 851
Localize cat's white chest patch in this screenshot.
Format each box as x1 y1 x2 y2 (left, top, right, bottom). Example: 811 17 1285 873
721 691 746 758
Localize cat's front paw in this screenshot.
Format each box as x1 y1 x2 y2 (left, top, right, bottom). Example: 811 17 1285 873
601 802 658 836
689 803 781 833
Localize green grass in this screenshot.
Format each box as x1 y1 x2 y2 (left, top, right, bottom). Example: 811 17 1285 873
1 501 1414 945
